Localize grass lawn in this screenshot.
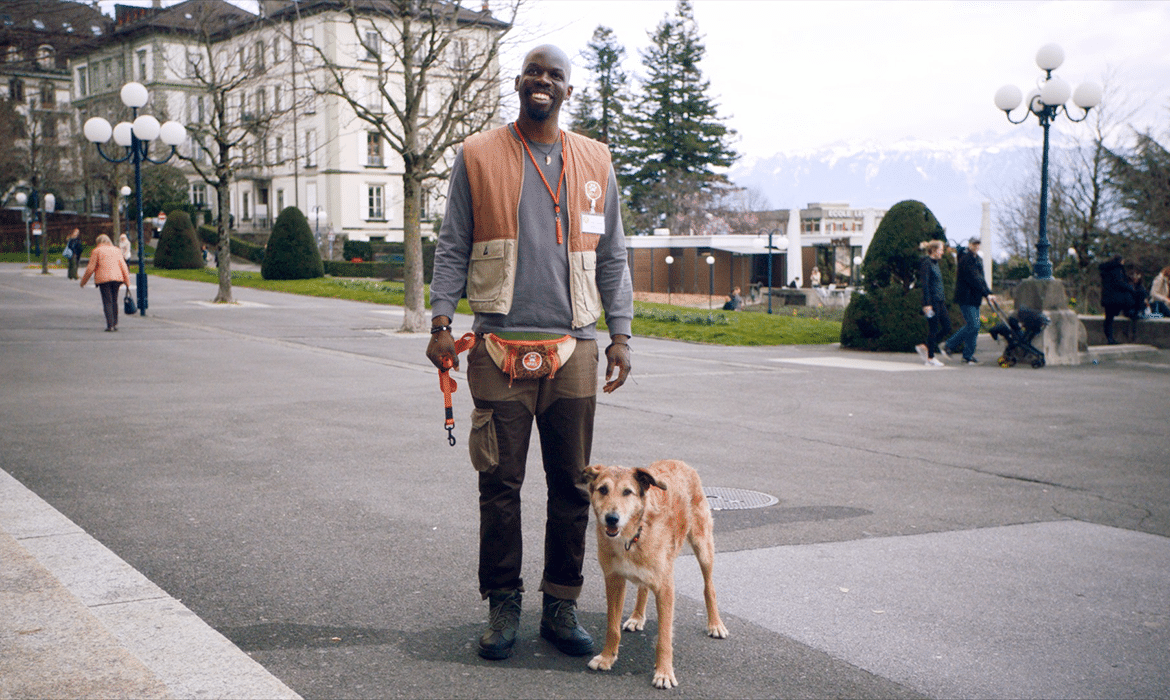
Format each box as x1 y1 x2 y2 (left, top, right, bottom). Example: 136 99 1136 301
147 267 843 346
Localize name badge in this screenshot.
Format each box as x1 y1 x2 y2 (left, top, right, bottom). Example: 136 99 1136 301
581 213 605 235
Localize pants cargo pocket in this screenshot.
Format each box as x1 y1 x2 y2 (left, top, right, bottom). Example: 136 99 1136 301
469 407 499 473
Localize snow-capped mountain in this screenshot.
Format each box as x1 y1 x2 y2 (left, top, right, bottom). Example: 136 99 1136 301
727 130 1065 249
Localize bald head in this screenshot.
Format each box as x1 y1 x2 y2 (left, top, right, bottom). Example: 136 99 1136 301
521 44 572 82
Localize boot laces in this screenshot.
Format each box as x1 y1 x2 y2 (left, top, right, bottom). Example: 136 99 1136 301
546 598 579 630
488 594 521 631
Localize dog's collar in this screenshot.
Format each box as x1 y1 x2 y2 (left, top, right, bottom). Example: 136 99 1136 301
624 525 643 551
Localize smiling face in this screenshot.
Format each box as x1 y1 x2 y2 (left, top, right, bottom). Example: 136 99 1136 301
584 464 665 539
514 45 572 125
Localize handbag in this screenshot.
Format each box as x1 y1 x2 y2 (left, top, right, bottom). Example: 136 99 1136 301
63 246 73 259
123 290 137 315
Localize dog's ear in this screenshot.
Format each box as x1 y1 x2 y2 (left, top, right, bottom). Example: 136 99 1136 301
582 464 603 488
634 468 667 495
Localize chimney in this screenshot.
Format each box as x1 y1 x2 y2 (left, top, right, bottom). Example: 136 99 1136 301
482 1 490 12
152 0 162 7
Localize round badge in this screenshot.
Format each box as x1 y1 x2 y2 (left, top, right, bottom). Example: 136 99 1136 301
521 351 544 371
584 180 602 201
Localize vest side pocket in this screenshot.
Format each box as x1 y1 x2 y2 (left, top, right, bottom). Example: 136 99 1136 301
468 407 499 473
467 239 515 313
569 250 602 328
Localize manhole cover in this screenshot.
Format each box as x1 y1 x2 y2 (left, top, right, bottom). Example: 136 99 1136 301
703 487 778 511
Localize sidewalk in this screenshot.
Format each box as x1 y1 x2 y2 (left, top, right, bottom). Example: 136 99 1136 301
1 263 1167 699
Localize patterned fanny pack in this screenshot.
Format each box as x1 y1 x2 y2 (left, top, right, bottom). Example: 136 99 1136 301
482 333 577 384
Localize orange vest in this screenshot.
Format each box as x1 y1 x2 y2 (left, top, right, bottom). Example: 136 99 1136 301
461 125 613 328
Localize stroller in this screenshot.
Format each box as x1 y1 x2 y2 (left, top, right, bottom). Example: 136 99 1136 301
987 298 1049 368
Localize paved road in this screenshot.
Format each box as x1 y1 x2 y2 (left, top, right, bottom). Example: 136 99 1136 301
2 263 1168 699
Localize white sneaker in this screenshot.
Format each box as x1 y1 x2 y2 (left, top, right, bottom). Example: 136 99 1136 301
915 344 929 362
927 357 945 367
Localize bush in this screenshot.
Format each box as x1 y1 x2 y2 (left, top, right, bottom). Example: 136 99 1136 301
323 260 396 278
231 236 265 264
344 240 374 262
262 207 323 280
841 200 956 351
197 224 218 247
153 210 204 269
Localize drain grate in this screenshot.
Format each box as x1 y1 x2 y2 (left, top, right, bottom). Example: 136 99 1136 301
703 487 778 511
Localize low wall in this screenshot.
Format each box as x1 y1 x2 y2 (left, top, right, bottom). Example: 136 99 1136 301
1080 316 1170 348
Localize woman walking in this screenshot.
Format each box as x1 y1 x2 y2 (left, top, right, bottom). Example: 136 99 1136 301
79 234 132 332
915 240 951 366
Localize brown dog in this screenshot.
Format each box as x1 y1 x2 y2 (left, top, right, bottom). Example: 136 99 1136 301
583 460 728 689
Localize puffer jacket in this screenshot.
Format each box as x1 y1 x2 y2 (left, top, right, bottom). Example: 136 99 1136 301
81 244 131 287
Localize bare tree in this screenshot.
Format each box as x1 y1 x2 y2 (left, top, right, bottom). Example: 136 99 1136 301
303 0 516 332
175 4 297 303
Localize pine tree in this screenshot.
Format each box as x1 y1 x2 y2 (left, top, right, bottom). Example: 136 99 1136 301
571 26 631 151
625 0 737 233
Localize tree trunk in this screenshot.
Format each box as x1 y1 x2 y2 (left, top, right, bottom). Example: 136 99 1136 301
213 178 234 303
400 172 426 332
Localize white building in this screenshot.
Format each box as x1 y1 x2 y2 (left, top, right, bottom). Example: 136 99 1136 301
68 0 506 246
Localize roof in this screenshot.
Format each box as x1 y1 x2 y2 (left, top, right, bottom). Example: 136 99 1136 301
0 0 113 55
111 0 255 39
263 0 511 31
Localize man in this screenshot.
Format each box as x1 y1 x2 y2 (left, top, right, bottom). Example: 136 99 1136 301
943 238 996 364
65 229 83 280
426 44 634 662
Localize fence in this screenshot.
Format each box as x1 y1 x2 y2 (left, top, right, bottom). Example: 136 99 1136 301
1 209 116 253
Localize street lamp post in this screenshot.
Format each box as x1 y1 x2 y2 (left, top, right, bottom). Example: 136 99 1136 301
83 82 186 316
995 44 1100 280
664 255 674 306
706 254 715 310
765 229 789 314
13 191 32 264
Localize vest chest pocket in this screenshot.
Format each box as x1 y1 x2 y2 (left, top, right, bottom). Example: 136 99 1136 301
468 239 514 309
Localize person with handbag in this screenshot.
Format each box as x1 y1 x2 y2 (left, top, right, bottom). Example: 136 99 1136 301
426 44 634 663
64 229 83 280
915 239 951 366
79 234 132 332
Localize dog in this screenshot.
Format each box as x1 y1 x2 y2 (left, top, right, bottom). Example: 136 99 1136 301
583 460 728 689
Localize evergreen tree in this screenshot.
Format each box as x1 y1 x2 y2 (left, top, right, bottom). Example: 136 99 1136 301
625 0 737 233
262 207 324 280
571 26 631 152
153 210 204 270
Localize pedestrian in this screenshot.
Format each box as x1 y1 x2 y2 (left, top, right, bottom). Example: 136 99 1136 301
1129 269 1152 318
426 44 634 662
943 238 997 364
915 239 951 366
79 234 132 332
809 266 821 287
1099 255 1142 344
65 228 83 280
722 286 743 311
118 232 132 261
1149 265 1170 317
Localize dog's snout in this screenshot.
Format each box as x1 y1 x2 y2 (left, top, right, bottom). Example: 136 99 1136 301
605 513 620 528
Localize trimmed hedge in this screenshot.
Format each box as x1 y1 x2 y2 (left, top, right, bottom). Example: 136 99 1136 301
841 200 957 351
153 210 204 269
323 260 397 278
262 207 323 280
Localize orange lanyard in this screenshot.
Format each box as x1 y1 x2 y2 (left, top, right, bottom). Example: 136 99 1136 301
513 122 567 245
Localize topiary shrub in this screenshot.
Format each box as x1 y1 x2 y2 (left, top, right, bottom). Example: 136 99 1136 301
841 200 956 351
262 206 323 280
343 239 374 262
153 210 204 269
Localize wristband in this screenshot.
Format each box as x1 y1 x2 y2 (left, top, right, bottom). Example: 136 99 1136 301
430 325 452 335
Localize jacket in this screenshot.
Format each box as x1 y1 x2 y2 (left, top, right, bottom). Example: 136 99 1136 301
1099 258 1135 309
953 248 991 306
919 256 946 305
80 244 131 287
460 125 613 329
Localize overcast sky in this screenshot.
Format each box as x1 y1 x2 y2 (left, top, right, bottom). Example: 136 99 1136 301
507 0 1170 156
98 0 1170 158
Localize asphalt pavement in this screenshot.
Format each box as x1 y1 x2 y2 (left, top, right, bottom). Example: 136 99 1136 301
2 262 1168 699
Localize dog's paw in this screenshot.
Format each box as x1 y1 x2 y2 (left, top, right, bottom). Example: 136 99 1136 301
622 615 646 632
707 621 729 639
652 667 678 689
588 654 615 671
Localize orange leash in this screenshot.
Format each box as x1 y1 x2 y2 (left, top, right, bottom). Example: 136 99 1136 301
439 333 477 446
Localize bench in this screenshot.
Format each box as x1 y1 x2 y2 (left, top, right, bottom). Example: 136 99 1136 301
1080 315 1170 349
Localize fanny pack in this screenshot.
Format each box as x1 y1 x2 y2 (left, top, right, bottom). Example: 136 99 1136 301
482 333 576 384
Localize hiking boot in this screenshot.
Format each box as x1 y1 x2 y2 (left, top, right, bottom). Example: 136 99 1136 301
478 590 522 660
539 593 593 656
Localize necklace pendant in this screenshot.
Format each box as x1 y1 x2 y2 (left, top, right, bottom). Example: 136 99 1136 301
545 155 552 165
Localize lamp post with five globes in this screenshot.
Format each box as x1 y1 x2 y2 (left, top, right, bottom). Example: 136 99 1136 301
995 44 1101 280
83 82 186 315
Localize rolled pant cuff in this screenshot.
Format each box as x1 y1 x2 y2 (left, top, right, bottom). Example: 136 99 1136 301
480 585 524 601
539 579 582 601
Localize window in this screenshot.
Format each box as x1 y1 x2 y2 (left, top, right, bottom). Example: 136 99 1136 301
6 46 20 63
272 37 282 64
242 192 251 221
366 132 383 167
256 88 266 115
276 189 285 212
186 51 202 79
273 85 281 111
367 184 385 220
275 136 284 164
363 30 380 61
191 184 207 208
103 58 113 88
76 67 87 96
254 41 265 73
37 45 54 69
40 82 54 108
365 77 381 112
9 78 23 102
304 130 316 167
137 49 147 81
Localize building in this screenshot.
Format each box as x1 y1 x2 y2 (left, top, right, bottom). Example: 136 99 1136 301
2 0 112 213
66 0 507 247
625 203 886 298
